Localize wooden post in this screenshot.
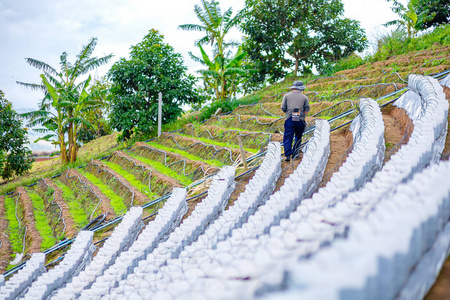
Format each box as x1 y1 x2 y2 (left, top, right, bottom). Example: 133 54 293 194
237 135 248 171
158 92 162 137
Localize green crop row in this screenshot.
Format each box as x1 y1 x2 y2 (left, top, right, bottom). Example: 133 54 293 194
176 133 258 154
79 170 128 216
102 160 159 199
53 180 89 229
145 141 224 167
128 153 193 187
3 196 23 254
27 191 57 250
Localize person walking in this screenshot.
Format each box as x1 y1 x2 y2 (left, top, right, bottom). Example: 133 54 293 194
281 81 310 162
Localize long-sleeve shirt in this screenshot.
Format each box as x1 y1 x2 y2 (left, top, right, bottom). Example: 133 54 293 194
281 90 310 120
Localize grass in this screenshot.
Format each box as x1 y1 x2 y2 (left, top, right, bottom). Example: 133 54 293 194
78 170 128 216
177 133 259 154
145 142 225 167
3 196 24 254
128 153 193 187
102 160 159 199
27 190 57 250
53 180 89 229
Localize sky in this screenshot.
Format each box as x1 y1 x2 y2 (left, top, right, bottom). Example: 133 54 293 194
0 0 403 150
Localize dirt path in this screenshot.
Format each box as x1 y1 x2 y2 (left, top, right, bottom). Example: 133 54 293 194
425 257 450 300
43 178 78 237
65 169 116 220
0 195 12 272
319 128 353 187
273 158 303 193
441 86 450 159
226 169 257 208
381 105 413 165
92 160 151 207
16 187 42 254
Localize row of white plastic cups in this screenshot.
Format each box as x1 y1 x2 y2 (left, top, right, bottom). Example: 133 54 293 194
77 189 188 299
286 159 450 300
52 207 145 299
186 142 282 251
106 167 238 296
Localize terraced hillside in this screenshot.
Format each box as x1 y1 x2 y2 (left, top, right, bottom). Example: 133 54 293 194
0 45 449 299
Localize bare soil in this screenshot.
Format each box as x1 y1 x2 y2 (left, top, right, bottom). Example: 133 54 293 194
65 169 116 220
381 105 414 164
92 160 150 207
273 158 303 193
16 187 42 253
0 195 12 272
319 127 353 187
226 169 257 209
425 257 450 300
441 86 450 160
43 178 78 237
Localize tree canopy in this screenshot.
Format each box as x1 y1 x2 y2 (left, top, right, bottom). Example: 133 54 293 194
108 29 202 140
241 0 368 83
0 91 33 180
415 0 450 30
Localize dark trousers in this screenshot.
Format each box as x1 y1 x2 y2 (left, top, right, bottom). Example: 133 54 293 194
283 117 306 158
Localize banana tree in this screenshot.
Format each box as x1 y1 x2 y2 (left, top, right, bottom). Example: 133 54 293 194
196 45 251 101
18 38 112 163
384 0 420 38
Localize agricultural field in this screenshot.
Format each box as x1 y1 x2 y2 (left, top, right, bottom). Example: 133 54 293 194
0 44 449 299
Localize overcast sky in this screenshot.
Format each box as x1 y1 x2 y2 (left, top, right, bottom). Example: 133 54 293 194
0 0 401 149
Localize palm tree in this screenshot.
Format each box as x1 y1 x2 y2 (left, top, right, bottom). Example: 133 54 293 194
179 0 244 101
18 38 113 163
384 0 420 38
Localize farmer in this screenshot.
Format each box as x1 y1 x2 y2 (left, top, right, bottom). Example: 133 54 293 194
281 81 310 162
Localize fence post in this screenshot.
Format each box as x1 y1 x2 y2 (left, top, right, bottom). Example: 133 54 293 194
158 92 162 137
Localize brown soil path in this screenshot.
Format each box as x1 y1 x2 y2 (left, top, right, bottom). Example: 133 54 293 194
0 195 12 272
226 170 257 208
132 144 219 177
42 178 78 237
382 106 414 164
319 128 353 187
16 187 42 253
273 158 303 193
426 257 450 300
64 169 116 220
441 86 450 159
91 160 151 207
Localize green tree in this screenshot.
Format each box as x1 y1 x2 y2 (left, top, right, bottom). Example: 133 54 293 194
179 0 245 101
19 38 113 163
242 0 367 82
415 0 450 30
78 78 113 144
384 0 420 38
0 91 33 180
108 29 202 140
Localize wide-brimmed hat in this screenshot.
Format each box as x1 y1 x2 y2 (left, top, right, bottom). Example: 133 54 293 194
289 81 306 90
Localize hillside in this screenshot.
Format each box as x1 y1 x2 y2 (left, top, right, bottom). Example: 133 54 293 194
0 41 449 299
